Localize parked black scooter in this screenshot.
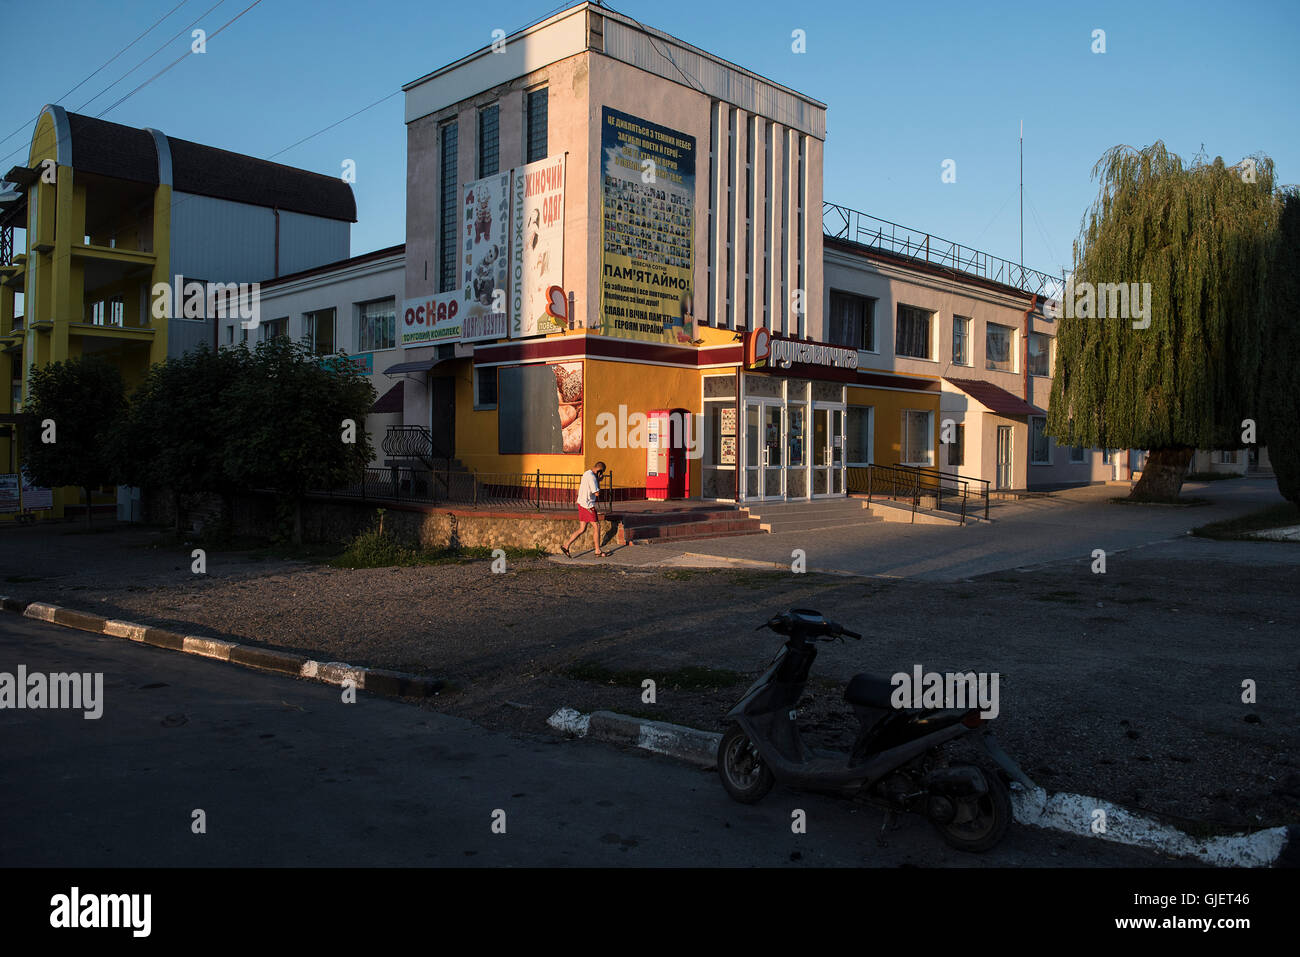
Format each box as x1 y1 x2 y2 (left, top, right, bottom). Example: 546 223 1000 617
718 609 1034 852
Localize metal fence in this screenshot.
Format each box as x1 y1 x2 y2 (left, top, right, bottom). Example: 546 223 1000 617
848 463 990 524
824 202 1064 299
316 467 616 511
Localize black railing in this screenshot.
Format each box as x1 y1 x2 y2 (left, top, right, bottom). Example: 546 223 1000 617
848 463 990 525
317 467 615 511
382 425 436 463
824 202 1064 300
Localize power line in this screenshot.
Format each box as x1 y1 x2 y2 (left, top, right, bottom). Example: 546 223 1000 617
0 0 192 153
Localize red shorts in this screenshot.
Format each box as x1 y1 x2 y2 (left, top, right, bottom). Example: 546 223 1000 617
578 506 597 523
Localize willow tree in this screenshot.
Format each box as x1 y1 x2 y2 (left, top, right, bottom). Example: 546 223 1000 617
1261 191 1300 508
1047 143 1279 501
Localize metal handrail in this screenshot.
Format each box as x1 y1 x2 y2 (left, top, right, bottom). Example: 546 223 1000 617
317 467 615 512
893 462 990 523
824 202 1064 299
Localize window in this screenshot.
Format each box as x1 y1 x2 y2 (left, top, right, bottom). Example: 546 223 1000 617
952 316 970 365
525 88 548 163
829 291 875 351
1031 416 1052 464
901 410 933 466
304 308 336 356
475 366 498 409
946 423 965 467
1217 450 1238 465
90 300 105 325
109 296 124 326
225 324 234 345
478 104 499 178
1029 332 1052 376
1070 444 1085 463
356 299 395 352
846 405 873 465
439 121 459 293
986 322 1016 372
896 305 933 359
260 316 287 341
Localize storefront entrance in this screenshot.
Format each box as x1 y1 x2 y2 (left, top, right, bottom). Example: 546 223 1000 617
744 399 784 499
736 374 846 503
811 405 844 496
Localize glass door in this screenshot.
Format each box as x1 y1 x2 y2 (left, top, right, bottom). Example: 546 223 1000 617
811 406 844 495
997 426 1013 489
744 400 784 500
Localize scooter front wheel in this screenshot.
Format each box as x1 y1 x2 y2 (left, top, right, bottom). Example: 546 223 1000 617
718 724 774 804
929 765 1011 853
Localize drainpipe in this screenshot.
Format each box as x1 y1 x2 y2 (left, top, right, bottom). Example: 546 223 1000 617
273 207 280 278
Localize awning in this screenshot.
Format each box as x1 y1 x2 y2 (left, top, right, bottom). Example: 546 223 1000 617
370 379 404 413
944 377 1044 417
383 357 441 375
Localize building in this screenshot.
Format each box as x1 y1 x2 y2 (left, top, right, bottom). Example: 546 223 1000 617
0 106 356 519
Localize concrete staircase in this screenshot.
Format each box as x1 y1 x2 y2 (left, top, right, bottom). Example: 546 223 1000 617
613 506 764 545
740 498 883 534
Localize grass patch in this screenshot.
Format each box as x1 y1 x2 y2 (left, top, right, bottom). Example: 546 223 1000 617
330 527 548 569
1193 503 1300 541
564 662 745 691
660 568 703 581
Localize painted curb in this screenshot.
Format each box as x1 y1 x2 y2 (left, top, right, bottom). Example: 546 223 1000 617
549 705 1291 867
2 598 444 699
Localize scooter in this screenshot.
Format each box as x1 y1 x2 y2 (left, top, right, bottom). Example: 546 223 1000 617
718 608 1035 852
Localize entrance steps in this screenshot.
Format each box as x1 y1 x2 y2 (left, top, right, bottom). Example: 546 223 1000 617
741 497 884 534
612 506 764 545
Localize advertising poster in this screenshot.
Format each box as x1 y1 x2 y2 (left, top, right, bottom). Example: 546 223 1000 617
401 292 462 348
463 172 512 341
21 470 52 510
0 473 18 513
511 155 565 338
497 361 583 455
599 107 696 344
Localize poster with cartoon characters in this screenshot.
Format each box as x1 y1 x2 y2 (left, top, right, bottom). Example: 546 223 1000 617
511 155 565 338
462 172 512 341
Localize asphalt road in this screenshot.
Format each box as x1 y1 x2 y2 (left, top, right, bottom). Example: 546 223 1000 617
0 613 1183 867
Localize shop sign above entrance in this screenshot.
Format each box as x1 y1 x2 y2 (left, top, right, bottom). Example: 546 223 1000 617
744 328 859 375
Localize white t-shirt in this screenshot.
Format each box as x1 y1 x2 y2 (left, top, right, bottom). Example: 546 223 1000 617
577 470 600 509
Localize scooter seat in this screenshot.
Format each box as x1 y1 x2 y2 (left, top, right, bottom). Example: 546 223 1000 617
844 673 897 709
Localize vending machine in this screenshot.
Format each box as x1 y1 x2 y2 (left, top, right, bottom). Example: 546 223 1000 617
645 408 691 500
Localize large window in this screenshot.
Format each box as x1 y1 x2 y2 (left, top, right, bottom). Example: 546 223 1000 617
829 291 875 351
526 87 548 163
896 305 933 359
1030 416 1052 464
304 308 336 356
438 121 459 293
952 316 970 365
1070 444 1086 463
357 298 396 352
478 104 499 178
986 322 1016 372
1029 332 1052 376
846 405 873 465
946 422 965 467
901 409 933 466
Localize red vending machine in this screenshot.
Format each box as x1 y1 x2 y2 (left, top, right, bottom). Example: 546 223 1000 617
645 408 691 500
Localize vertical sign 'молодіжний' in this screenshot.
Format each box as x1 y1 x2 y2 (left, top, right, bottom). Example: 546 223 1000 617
511 155 566 338
600 108 696 344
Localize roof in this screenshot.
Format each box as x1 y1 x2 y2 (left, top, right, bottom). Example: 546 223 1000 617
34 108 355 222
944 378 1044 417
371 380 404 413
261 244 404 289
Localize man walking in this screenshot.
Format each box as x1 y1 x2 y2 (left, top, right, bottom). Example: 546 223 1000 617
562 461 609 557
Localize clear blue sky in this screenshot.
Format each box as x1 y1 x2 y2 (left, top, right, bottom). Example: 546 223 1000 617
2 0 1297 280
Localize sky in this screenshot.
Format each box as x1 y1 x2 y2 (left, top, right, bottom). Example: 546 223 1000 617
1 0 1297 281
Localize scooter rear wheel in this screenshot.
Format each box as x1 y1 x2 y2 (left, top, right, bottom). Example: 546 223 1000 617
718 724 774 804
930 765 1011 853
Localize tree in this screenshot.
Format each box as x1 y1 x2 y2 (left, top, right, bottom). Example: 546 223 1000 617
1047 143 1280 501
1260 191 1300 508
221 337 375 543
21 356 127 527
113 343 253 532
